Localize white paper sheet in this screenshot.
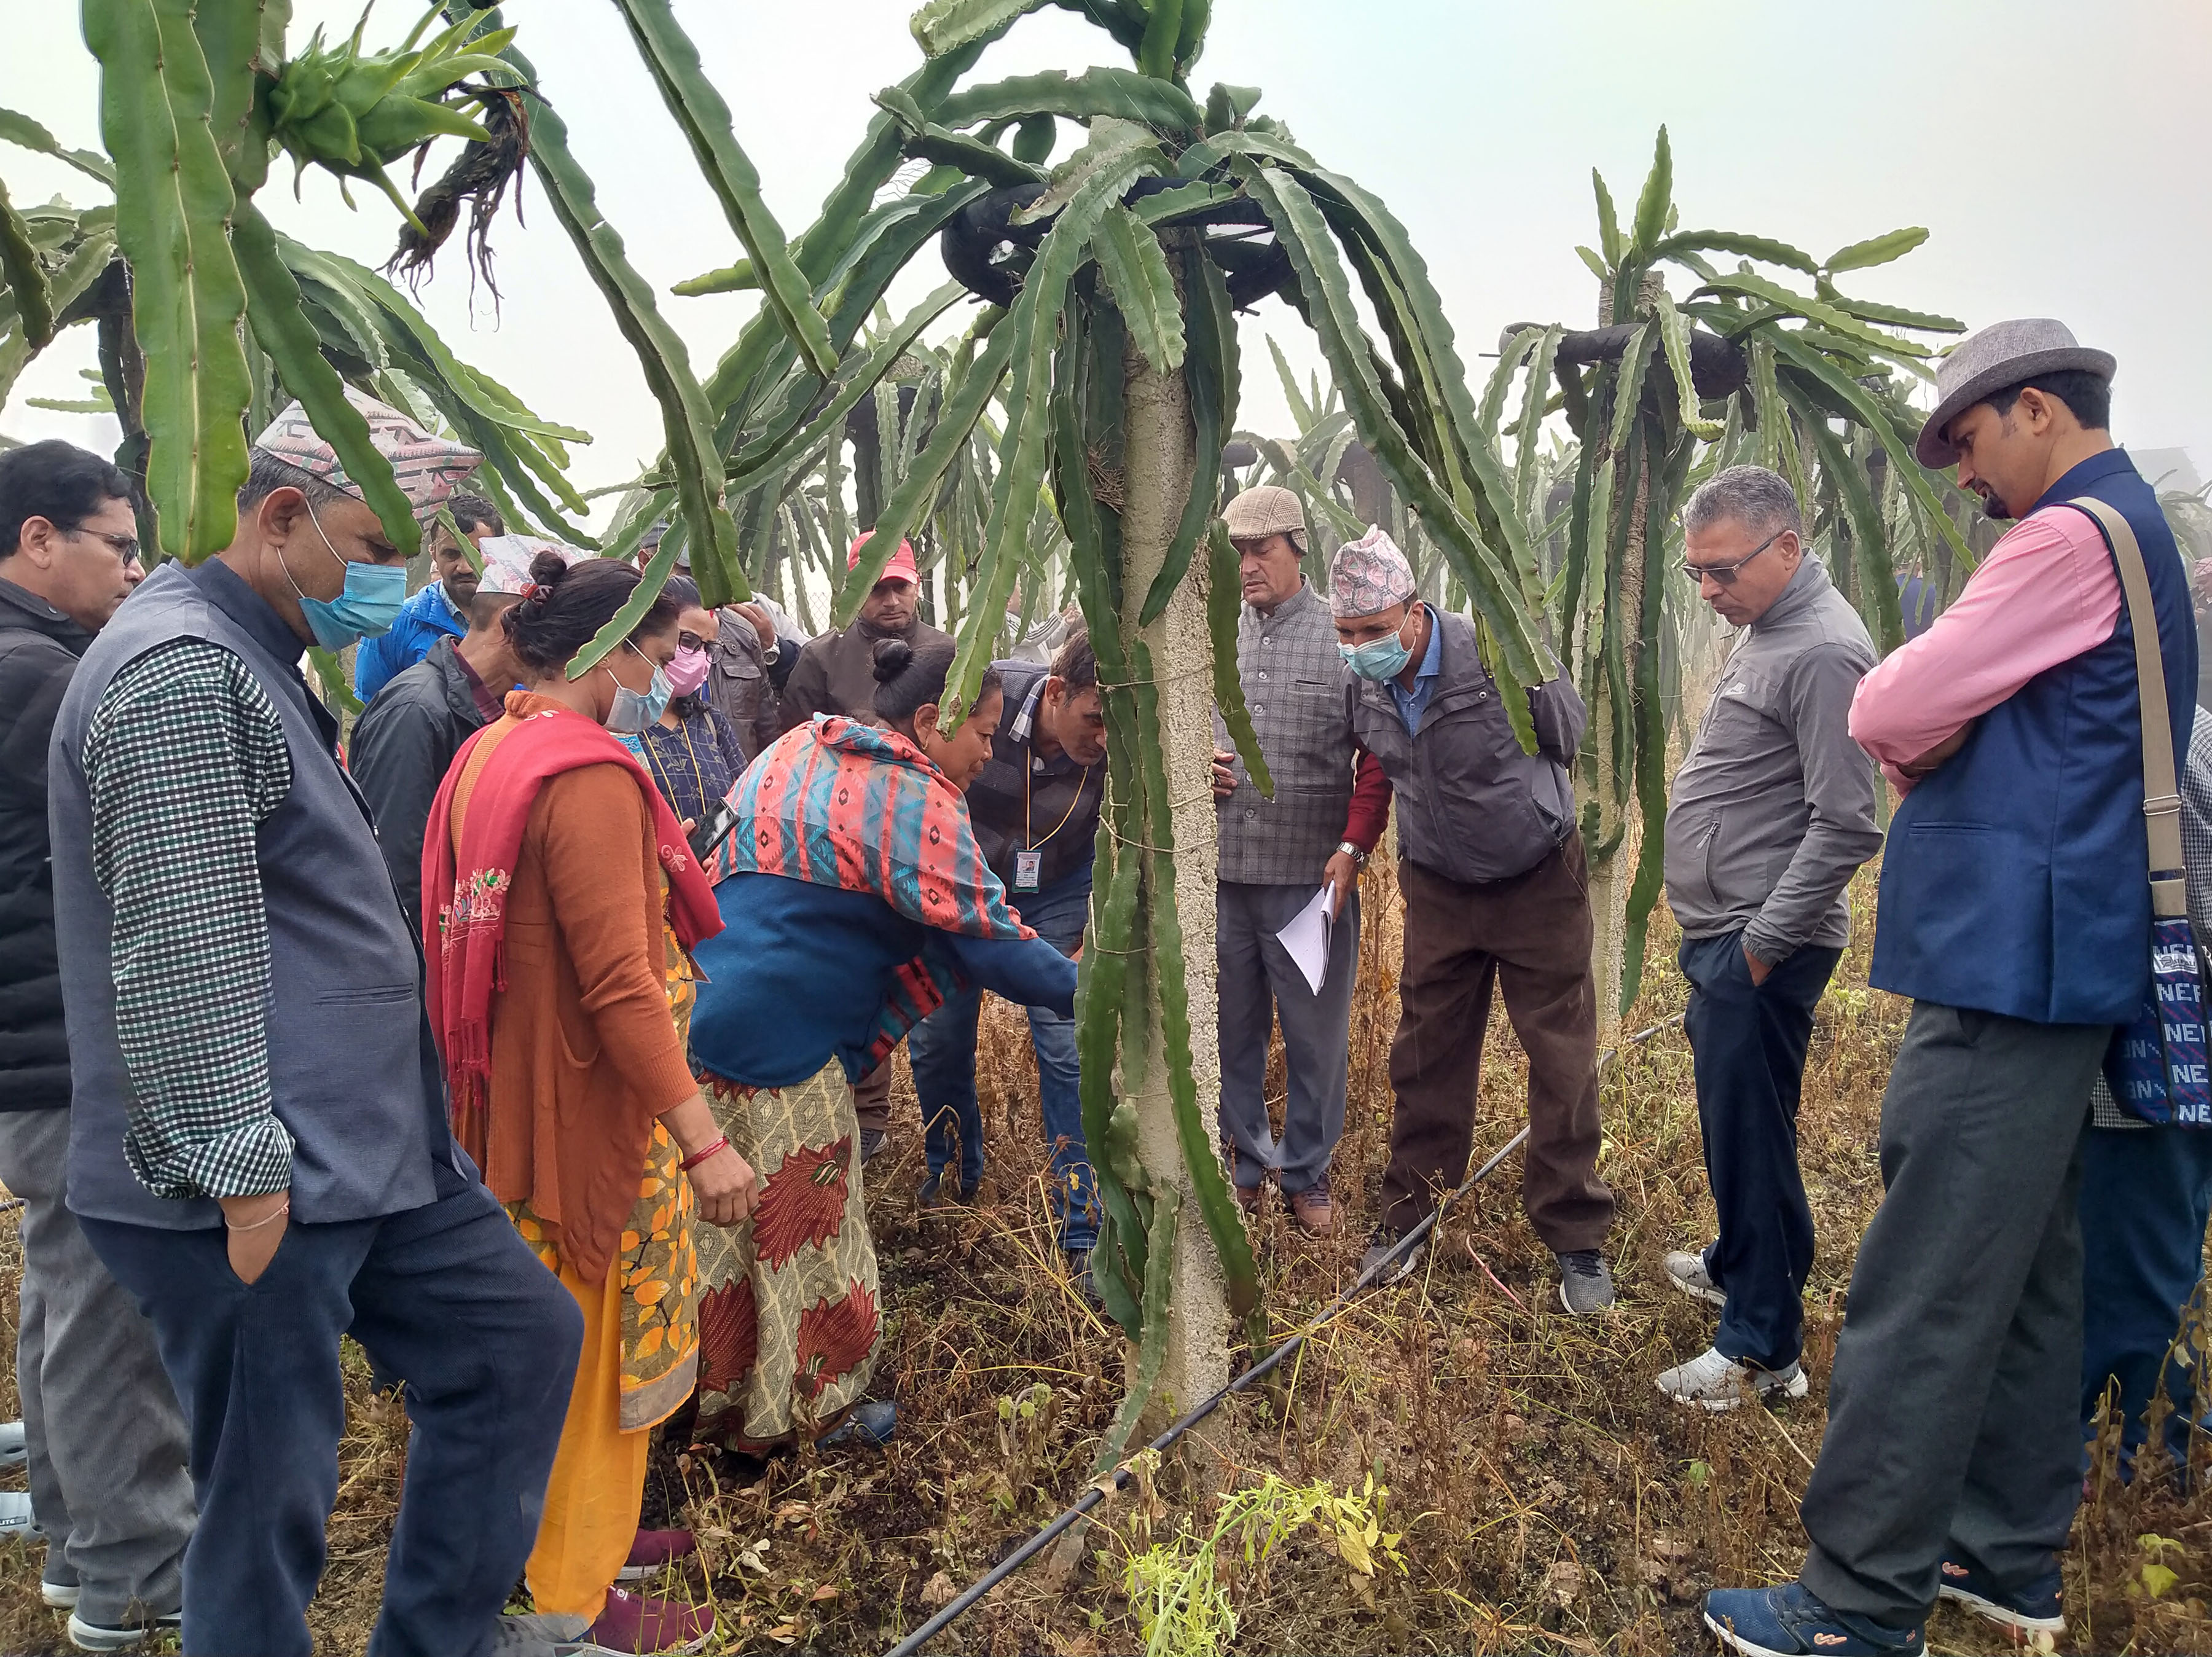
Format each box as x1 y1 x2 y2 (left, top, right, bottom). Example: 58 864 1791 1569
1275 883 1338 997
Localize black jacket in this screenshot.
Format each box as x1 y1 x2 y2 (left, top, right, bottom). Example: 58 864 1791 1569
0 578 94 1111
350 635 491 935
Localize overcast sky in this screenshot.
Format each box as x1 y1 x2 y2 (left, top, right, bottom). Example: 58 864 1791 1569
6 0 2208 523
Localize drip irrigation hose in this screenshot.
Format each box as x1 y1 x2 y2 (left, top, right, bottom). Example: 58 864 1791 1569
879 1015 1683 1657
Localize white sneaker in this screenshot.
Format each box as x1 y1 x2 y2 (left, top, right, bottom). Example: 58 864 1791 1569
0 1419 25 1467
1656 1346 1808 1412
1663 1250 1727 1307
0 1491 33 1537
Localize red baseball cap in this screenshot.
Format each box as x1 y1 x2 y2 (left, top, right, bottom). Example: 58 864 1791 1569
849 530 919 587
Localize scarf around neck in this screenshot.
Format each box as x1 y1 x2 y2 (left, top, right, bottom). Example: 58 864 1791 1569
710 715 1033 1064
423 694 721 1149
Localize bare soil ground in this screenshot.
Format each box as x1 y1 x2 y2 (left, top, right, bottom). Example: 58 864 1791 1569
0 863 2203 1655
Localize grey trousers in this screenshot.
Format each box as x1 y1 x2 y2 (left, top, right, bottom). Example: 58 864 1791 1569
0 1109 194 1624
1215 881 1360 1195
1799 1002 2107 1619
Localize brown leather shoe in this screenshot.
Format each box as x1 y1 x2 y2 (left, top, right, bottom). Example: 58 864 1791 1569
1233 1182 1264 1215
1287 1178 1335 1236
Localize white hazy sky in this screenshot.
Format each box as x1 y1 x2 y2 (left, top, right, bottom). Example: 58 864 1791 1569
6 1 2209 522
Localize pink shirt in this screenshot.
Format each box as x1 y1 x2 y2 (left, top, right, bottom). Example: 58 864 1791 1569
1848 501 2122 794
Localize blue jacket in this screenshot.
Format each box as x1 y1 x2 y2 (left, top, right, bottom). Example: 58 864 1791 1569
689 872 1077 1091
1872 450 2197 1025
355 581 466 702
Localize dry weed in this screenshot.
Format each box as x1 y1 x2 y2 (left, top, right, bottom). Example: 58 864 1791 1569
0 864 2202 1654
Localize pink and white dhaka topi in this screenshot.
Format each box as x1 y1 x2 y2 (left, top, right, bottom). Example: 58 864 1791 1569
253 387 483 525
1328 523 1416 619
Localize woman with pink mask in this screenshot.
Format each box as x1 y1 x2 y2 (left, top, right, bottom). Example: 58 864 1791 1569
620 573 752 827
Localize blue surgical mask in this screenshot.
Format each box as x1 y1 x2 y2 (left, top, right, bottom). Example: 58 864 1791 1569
282 498 407 650
604 641 673 735
1339 625 1413 681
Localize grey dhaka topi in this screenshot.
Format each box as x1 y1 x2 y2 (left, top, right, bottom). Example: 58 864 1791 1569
1915 318 2116 469
1224 484 1308 544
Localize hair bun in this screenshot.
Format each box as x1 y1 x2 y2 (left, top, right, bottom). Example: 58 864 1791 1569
871 637 915 683
527 549 571 591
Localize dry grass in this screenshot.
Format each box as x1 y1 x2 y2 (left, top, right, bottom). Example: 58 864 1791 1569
0 861 2205 1655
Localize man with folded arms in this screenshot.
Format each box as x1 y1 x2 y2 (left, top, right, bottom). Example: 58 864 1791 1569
1655 464 1880 1411
1706 322 2194 1656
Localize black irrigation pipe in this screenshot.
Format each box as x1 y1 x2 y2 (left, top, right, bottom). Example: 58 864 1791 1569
880 1014 1685 1657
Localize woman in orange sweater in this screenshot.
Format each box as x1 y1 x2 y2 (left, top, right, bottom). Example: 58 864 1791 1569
422 552 754 1656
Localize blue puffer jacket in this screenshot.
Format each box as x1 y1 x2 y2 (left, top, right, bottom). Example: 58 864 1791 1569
355 581 466 702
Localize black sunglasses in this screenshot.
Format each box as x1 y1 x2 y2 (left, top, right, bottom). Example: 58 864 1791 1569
1680 527 1786 586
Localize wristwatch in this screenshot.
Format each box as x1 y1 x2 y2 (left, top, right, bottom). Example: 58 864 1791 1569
1336 839 1370 869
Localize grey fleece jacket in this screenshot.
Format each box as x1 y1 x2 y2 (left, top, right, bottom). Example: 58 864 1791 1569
1663 556 1882 962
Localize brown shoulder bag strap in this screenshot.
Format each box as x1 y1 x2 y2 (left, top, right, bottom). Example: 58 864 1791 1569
2069 496 2186 920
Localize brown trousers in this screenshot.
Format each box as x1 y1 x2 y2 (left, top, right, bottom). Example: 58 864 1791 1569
1381 837 1615 1252
852 1057 893 1138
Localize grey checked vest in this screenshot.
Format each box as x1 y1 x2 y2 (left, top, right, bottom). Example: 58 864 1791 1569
1214 584 1358 885
50 561 456 1229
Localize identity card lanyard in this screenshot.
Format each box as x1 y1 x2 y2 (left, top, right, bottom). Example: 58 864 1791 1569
1018 754 1093 892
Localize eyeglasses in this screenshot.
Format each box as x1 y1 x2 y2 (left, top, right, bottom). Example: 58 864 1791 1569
1679 527 1786 586
68 526 143 565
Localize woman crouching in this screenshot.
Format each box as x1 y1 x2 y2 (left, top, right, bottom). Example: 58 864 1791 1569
685 638 1078 1453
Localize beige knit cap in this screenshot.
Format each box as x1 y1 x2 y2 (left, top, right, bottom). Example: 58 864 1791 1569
1223 484 1307 544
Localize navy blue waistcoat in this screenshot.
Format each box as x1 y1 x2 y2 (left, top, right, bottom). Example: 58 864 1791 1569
1870 450 2197 1024
49 560 458 1229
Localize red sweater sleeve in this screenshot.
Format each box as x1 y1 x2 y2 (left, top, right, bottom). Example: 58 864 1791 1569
1340 746 1391 853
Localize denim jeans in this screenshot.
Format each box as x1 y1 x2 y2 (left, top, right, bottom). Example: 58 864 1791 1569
2079 1121 2212 1465
909 871 1096 1252
1679 930 1842 1371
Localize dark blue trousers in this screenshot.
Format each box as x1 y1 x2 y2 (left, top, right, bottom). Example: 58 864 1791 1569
1679 930 1843 1371
911 871 1097 1251
80 1164 583 1657
2079 1121 2212 1463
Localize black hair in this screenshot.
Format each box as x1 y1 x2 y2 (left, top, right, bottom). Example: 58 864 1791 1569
238 449 354 516
465 588 520 632
0 440 135 557
871 637 1003 732
662 573 709 718
1982 369 2111 434
446 492 504 536
1049 629 1098 695
501 551 684 673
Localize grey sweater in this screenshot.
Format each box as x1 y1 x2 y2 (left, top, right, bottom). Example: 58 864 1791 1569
1663 557 1882 961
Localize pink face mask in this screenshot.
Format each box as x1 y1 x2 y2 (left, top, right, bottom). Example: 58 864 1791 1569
665 644 710 698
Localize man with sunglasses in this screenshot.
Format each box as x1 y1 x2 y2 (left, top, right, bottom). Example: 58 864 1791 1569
1655 465 1880 1411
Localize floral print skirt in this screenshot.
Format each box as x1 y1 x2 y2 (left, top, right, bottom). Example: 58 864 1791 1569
506 1118 700 1432
692 1060 881 1452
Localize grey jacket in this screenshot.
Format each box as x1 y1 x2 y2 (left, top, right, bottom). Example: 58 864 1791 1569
1349 606 1583 885
1663 556 1881 960
350 635 488 936
1215 583 1359 885
705 609 782 764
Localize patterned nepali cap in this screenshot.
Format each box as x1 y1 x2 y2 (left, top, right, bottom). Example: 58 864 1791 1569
1328 524 1416 618
475 534 586 598
253 388 482 525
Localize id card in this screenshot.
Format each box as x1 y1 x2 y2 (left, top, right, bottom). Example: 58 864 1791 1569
1013 849 1043 891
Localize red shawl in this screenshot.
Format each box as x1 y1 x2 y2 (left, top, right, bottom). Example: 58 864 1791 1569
421 695 722 1145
